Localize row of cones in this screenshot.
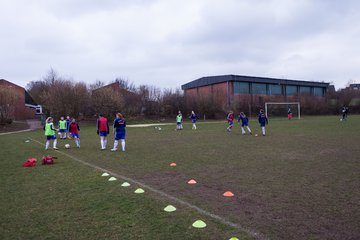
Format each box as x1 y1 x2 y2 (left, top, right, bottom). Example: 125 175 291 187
102 173 145 193
169 162 239 238
170 163 235 197
100 172 220 231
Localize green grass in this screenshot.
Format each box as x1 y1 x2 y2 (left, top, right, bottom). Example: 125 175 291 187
1 116 360 239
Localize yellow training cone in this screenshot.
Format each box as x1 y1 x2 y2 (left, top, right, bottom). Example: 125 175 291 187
192 220 206 228
164 205 177 212
134 188 145 194
121 182 130 187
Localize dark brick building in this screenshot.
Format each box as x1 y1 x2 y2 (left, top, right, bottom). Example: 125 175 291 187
349 84 360 90
182 74 330 108
0 79 37 120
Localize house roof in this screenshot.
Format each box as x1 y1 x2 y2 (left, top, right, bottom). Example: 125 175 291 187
181 74 330 90
92 81 136 95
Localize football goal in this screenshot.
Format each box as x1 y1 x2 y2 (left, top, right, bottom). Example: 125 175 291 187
265 102 301 119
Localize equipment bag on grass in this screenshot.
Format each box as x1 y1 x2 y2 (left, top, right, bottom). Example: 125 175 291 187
42 156 57 165
22 158 37 167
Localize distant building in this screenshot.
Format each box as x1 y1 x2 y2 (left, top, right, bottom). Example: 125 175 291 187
181 74 330 107
349 84 360 90
0 79 37 120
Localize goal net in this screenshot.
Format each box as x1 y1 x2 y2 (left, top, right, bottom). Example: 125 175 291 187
265 102 301 119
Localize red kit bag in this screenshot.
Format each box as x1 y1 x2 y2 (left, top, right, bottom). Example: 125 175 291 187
23 158 37 167
42 156 57 165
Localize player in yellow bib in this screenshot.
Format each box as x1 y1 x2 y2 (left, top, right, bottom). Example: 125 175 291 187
58 116 67 139
176 111 183 130
44 117 59 150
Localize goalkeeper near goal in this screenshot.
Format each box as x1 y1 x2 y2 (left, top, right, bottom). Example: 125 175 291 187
258 109 268 136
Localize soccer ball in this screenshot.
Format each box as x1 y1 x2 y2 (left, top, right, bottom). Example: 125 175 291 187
65 144 70 149
255 134 258 137
340 118 343 121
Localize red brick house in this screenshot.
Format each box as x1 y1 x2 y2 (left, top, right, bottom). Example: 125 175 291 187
0 79 37 120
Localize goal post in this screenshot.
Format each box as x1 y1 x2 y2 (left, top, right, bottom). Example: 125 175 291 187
265 102 301 119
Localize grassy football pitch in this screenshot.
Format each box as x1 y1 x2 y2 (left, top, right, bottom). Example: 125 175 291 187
1 115 359 240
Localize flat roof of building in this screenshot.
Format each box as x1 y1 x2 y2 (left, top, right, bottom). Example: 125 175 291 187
181 74 330 90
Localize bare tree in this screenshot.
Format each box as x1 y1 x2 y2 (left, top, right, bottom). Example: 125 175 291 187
91 87 125 119
89 80 105 91
114 78 136 92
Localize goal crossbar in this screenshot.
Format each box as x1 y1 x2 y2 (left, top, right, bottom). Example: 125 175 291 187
265 102 301 119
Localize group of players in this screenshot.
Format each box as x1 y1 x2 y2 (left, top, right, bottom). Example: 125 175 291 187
44 116 80 150
175 109 268 136
225 109 268 136
44 109 268 151
43 113 126 152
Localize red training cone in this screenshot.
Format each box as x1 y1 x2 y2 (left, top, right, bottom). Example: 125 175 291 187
223 191 234 197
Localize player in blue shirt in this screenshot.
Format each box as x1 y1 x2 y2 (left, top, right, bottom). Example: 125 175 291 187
258 109 268 136
111 113 126 152
190 111 197 130
65 116 71 139
237 112 252 135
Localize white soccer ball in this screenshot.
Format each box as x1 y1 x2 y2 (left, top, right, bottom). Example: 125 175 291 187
65 144 70 149
158 127 162 130
255 134 258 137
340 118 343 121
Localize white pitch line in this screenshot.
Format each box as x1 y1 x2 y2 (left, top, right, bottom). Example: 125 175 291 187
0 128 33 136
28 137 267 240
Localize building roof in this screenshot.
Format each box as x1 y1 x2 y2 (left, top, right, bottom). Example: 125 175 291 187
181 74 330 90
349 83 360 88
0 79 24 89
92 81 136 96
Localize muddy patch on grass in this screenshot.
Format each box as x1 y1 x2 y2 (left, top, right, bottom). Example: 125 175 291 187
136 171 360 240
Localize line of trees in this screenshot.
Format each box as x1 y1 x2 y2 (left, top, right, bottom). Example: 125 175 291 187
25 69 360 121
26 69 189 120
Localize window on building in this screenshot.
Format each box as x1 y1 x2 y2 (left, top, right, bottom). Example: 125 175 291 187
233 82 250 94
313 87 324 96
269 84 282 95
286 85 297 96
299 86 311 94
252 83 267 95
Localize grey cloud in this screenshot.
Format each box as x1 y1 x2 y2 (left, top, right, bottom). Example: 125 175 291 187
0 0 359 89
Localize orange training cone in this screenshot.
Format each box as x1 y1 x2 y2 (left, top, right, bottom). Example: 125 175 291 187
223 191 234 197
187 179 197 184
170 163 177 167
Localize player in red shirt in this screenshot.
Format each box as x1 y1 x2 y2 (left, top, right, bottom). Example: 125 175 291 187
226 111 234 132
69 118 80 148
97 114 110 150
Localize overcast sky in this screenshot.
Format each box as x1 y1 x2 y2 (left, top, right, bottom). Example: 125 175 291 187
1 0 359 90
